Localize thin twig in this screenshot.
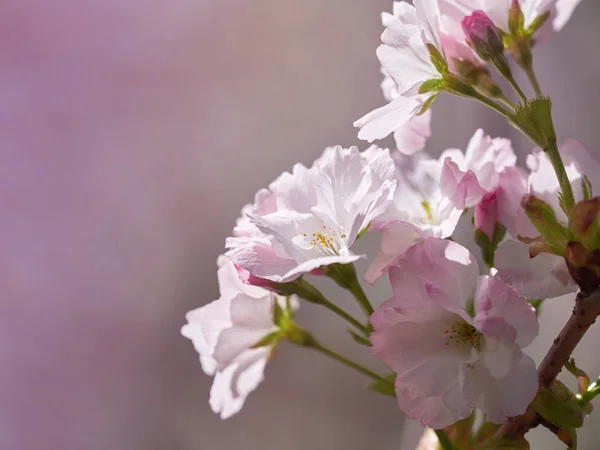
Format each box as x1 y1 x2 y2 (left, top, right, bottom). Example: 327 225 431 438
497 288 600 437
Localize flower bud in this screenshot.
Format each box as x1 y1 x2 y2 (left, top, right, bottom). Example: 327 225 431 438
475 190 498 241
462 11 512 79
522 194 570 255
568 197 600 248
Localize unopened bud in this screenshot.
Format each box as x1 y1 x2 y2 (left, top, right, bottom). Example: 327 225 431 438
522 194 570 255
568 197 600 248
462 11 512 78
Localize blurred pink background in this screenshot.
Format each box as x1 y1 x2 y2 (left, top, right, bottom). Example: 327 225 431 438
2 1 600 449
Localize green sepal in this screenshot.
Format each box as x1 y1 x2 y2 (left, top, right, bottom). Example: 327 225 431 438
581 176 593 201
528 298 544 317
357 222 371 240
532 383 584 429
419 78 444 94
347 328 371 347
525 11 551 37
443 74 479 98
369 372 396 397
416 93 439 115
565 358 591 395
568 197 600 250
522 194 572 255
508 0 525 35
513 96 556 149
273 299 285 327
427 43 448 75
479 436 530 450
474 223 506 267
250 331 281 349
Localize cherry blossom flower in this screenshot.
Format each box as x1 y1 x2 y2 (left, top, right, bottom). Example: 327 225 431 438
365 152 462 284
226 146 396 283
440 129 516 209
355 0 479 142
445 0 582 36
494 140 595 298
370 238 538 428
181 256 297 419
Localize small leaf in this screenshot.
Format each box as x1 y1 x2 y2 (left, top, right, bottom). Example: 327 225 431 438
532 386 584 429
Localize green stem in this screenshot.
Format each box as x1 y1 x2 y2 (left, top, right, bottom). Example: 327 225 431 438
310 340 391 385
347 277 374 317
522 62 543 97
505 74 528 102
435 429 454 450
326 263 375 318
319 298 368 334
546 139 576 212
469 90 516 123
289 277 367 334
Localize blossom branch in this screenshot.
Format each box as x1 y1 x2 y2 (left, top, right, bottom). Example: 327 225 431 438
497 288 600 437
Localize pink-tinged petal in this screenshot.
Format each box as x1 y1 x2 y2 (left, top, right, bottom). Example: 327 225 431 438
495 240 577 299
495 166 532 237
392 238 479 316
355 95 429 142
474 276 539 348
365 221 421 284
395 381 471 429
474 189 498 240
441 157 487 209
226 240 298 282
462 355 538 424
182 255 294 419
393 109 432 155
482 338 521 378
279 253 363 282
209 349 268 419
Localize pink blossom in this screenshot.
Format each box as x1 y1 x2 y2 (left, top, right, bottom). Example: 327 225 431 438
475 190 498 240
181 256 298 419
445 0 582 35
365 152 462 284
461 10 505 61
440 129 516 209
226 146 396 283
493 140 597 299
355 1 479 142
370 238 538 428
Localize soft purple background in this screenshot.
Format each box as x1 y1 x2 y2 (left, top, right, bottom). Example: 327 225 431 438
2 1 600 449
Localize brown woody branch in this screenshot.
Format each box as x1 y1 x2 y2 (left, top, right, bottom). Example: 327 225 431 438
497 289 600 438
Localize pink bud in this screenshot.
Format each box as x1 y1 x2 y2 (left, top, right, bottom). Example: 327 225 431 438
475 189 498 240
462 10 505 61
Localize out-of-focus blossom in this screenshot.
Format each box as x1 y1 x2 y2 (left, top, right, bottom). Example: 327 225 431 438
393 110 433 156
355 0 479 142
365 152 462 284
182 256 298 419
226 146 396 283
370 238 538 429
445 0 582 35
440 129 516 209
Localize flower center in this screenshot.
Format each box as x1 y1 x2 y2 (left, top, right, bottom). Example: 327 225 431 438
300 222 347 256
444 320 481 349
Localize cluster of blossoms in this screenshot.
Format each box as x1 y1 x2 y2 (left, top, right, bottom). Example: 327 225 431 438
183 1 600 448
